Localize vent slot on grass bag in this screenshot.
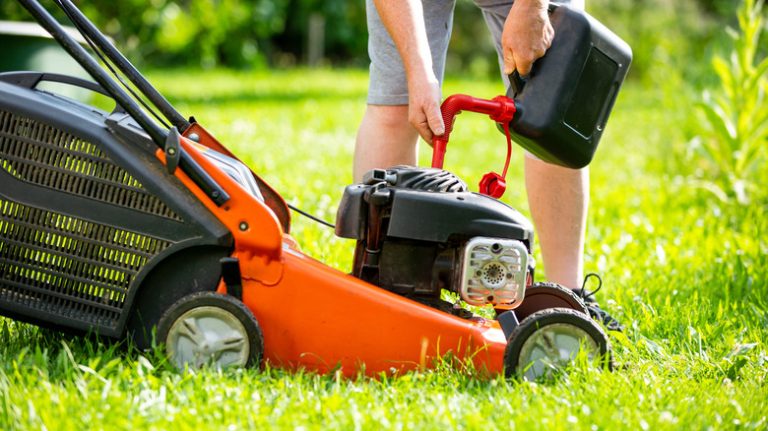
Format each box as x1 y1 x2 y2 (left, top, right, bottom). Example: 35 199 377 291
0 109 181 221
0 197 171 331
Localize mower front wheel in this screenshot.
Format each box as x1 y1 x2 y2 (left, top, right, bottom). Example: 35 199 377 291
157 292 263 370
504 307 611 380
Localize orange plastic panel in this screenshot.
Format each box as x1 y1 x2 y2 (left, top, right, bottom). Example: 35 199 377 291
181 123 291 232
158 139 284 285
239 244 507 376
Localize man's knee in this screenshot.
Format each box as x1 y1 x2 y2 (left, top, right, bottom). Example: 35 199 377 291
365 104 411 131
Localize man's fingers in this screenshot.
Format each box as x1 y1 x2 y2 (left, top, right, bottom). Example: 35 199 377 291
426 104 445 136
544 23 555 47
505 47 536 76
410 110 433 143
415 120 433 144
514 51 534 76
501 12 555 76
515 61 531 76
410 102 444 144
503 51 517 76
509 45 551 76
408 78 444 144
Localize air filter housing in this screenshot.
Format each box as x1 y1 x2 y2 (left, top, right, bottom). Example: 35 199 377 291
459 237 529 307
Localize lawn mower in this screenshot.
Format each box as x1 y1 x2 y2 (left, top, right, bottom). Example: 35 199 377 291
0 0 631 380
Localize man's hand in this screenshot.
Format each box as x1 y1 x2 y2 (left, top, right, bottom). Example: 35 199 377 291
501 0 553 76
408 74 445 144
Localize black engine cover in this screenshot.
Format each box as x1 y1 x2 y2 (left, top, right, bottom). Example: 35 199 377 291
336 167 533 243
335 166 534 311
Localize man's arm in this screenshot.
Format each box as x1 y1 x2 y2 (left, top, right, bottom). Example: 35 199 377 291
502 0 554 76
372 0 554 142
372 0 445 143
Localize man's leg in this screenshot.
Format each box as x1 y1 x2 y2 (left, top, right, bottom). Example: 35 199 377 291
353 105 418 182
355 0 455 181
525 156 588 289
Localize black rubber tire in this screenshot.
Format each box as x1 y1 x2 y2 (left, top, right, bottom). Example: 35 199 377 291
512 282 588 321
126 246 229 351
504 307 611 379
157 292 263 370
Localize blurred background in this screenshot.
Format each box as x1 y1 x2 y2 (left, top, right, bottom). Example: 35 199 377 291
0 0 761 81
0 0 765 255
0 3 766 424
0 0 765 230
0 0 765 243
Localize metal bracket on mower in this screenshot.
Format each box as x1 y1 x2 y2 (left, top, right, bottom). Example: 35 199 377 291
497 310 520 341
165 127 182 174
220 257 243 300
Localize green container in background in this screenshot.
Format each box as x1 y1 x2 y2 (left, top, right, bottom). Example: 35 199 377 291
0 20 94 100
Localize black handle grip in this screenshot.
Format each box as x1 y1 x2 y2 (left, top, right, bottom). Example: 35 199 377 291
508 71 527 96
0 71 126 113
506 4 559 97
0 71 112 97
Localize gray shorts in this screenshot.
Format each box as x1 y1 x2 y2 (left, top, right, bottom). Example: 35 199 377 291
366 0 582 105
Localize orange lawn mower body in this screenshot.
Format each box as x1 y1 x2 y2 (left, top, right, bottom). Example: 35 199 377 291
171 129 509 376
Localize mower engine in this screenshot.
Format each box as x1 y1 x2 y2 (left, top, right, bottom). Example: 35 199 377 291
336 166 534 315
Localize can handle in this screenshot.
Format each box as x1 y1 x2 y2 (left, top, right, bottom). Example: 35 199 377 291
508 71 527 97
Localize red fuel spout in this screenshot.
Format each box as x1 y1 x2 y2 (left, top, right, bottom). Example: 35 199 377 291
431 94 517 198
431 94 516 168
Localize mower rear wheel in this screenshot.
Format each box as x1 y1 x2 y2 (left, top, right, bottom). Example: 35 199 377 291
504 307 611 380
511 282 588 321
157 292 263 370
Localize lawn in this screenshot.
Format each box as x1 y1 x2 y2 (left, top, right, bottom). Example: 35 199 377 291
1 68 766 430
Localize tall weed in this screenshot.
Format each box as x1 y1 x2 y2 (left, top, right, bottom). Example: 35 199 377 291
686 0 768 204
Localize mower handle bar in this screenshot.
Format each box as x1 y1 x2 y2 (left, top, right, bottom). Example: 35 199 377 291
16 0 229 206
54 0 190 132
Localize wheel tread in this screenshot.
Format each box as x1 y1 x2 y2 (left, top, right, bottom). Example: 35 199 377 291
504 307 612 379
157 291 264 370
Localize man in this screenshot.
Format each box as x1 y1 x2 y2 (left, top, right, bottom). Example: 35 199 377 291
354 0 620 329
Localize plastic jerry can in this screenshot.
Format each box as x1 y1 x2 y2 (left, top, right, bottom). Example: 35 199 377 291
505 5 632 169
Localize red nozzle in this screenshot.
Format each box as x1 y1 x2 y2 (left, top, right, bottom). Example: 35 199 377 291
432 137 448 169
430 94 516 199
430 94 516 169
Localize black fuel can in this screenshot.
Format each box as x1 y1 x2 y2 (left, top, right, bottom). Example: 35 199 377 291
506 5 632 169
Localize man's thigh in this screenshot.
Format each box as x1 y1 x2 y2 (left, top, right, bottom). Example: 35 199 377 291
366 0 457 105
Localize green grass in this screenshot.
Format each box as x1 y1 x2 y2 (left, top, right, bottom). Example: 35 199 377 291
1 69 766 430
